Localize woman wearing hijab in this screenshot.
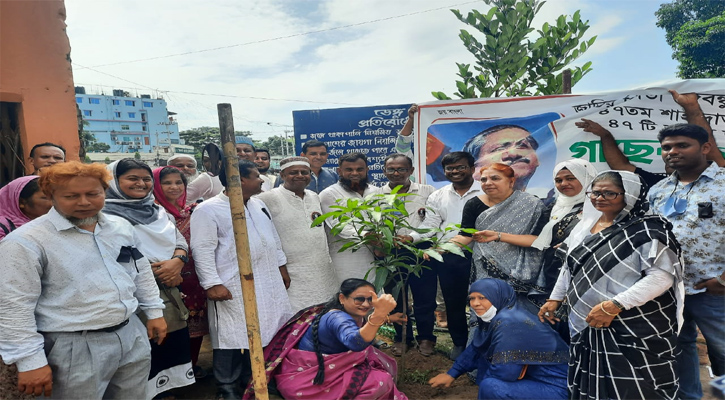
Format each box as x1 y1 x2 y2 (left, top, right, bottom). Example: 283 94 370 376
540 170 683 399
0 176 52 240
429 278 569 399
103 159 195 398
152 166 209 379
450 163 548 316
0 175 52 399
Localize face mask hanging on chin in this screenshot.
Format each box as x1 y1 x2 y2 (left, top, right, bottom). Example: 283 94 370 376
475 305 498 322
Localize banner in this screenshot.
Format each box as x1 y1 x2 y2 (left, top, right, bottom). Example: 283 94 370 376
293 103 412 184
413 79 725 199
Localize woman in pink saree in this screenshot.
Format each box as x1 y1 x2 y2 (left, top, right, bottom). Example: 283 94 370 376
245 278 407 400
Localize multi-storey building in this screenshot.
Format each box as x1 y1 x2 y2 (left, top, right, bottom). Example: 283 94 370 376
75 87 188 157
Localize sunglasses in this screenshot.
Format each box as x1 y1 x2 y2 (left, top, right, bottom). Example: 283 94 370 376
351 296 373 306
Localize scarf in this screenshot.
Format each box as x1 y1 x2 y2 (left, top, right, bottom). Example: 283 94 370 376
563 170 684 334
103 160 159 225
152 167 187 220
473 190 545 289
0 176 39 240
469 279 569 365
531 159 597 250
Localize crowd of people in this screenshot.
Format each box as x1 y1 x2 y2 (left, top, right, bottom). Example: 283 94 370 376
0 89 723 400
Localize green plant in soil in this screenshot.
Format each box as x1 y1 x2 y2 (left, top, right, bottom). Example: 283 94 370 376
313 187 474 375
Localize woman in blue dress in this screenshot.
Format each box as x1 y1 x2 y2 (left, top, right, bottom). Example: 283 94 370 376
429 278 569 399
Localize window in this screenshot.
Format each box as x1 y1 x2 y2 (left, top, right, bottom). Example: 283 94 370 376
123 136 130 141
125 100 135 106
114 112 121 118
89 98 100 104
128 112 136 118
83 110 92 117
121 125 130 130
142 125 147 131
112 100 120 105
143 101 153 108
76 97 82 104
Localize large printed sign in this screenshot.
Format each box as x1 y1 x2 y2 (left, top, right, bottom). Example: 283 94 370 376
414 79 725 199
293 104 412 184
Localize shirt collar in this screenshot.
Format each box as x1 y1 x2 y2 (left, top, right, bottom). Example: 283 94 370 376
383 181 419 193
444 181 482 197
47 207 107 232
669 161 719 184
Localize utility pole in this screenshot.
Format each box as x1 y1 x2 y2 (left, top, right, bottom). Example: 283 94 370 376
284 129 293 156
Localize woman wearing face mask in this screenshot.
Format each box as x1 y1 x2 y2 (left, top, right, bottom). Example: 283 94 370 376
449 163 548 317
104 159 195 399
540 171 683 399
243 278 408 400
429 278 569 399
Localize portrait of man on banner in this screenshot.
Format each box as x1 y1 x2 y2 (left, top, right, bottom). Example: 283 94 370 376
425 112 561 198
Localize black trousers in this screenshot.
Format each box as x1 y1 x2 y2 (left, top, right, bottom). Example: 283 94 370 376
430 251 472 347
383 260 438 343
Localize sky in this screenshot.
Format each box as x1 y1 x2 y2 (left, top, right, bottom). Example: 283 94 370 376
65 0 680 141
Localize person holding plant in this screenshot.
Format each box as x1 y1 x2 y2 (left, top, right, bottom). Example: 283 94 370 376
429 278 569 399
243 278 408 400
449 163 548 316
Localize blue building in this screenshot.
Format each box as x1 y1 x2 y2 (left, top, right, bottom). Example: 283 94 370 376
75 87 181 155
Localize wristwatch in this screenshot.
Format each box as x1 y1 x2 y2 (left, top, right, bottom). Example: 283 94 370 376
611 299 625 311
171 254 189 263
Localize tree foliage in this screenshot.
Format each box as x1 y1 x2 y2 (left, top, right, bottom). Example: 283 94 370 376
432 0 596 99
179 126 252 157
655 0 725 78
257 135 295 157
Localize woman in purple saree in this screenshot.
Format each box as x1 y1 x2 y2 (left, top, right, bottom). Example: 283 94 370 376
245 278 407 400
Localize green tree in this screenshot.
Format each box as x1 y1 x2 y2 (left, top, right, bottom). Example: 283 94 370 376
656 0 725 78
432 0 596 99
180 127 254 157
257 135 295 157
104 157 111 164
134 151 141 160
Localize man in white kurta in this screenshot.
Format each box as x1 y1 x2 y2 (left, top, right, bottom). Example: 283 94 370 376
319 153 380 284
190 160 292 397
258 157 339 312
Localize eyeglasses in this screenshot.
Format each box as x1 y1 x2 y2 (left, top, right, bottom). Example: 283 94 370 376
385 168 409 174
351 296 373 306
444 165 470 172
586 191 625 200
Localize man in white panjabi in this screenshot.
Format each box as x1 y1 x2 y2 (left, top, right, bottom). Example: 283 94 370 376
257 157 339 313
190 160 292 399
319 152 380 284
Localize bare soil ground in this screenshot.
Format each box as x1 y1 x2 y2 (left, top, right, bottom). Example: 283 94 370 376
172 330 716 400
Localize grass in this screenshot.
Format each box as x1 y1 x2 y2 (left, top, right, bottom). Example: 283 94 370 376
399 368 439 384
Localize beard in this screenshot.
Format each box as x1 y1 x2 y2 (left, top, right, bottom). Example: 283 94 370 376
64 214 99 227
257 166 269 174
185 171 200 182
339 177 369 192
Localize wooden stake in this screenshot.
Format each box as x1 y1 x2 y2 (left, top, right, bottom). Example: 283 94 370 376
217 103 269 400
562 69 572 94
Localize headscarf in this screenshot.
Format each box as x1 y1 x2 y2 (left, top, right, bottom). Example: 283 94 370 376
0 176 39 240
565 170 648 252
531 158 597 250
468 279 569 365
103 160 159 225
562 170 684 335
153 167 187 220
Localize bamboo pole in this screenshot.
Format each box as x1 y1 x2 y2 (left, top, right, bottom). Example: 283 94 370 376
217 103 269 400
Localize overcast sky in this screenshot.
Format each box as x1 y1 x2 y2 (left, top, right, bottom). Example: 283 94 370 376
66 0 679 141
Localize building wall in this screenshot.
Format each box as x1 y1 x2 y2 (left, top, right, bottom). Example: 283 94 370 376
0 0 80 173
75 92 181 155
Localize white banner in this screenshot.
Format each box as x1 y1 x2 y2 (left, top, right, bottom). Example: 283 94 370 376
413 79 725 199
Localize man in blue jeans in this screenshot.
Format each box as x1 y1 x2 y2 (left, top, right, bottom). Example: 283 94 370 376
649 123 725 399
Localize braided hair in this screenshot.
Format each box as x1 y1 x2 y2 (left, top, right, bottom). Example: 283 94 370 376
312 278 374 385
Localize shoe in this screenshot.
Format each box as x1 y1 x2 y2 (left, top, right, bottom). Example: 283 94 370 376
193 365 208 379
435 310 448 329
391 341 415 357
418 340 436 357
449 345 465 361
216 385 242 400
